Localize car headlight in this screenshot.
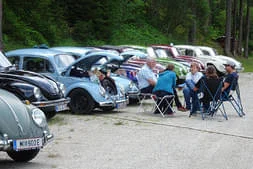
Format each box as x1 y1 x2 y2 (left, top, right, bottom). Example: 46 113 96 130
33 87 41 99
129 81 134 89
58 83 66 95
32 108 47 127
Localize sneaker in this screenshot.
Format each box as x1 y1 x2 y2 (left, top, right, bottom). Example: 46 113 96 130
177 107 188 112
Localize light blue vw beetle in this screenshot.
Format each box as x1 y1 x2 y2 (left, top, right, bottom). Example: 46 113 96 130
6 48 128 114
50 47 140 102
0 89 53 162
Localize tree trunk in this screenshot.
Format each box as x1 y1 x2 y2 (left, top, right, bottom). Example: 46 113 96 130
232 0 238 56
237 0 244 56
244 0 250 58
188 0 196 45
0 0 3 51
225 0 232 56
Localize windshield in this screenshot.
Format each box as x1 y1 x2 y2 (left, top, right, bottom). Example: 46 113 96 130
0 52 12 67
171 47 180 57
54 54 76 69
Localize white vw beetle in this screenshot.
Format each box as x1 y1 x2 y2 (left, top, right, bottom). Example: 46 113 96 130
175 45 227 75
197 46 244 72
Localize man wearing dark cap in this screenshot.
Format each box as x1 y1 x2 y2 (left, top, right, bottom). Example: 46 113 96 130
222 61 238 94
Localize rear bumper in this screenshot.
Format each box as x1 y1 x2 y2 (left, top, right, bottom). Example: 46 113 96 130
0 131 53 151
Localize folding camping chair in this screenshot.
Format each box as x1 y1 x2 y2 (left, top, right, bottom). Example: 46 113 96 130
196 77 226 120
214 76 245 118
138 93 175 117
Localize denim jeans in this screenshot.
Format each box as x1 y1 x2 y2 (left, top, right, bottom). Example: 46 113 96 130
183 86 200 113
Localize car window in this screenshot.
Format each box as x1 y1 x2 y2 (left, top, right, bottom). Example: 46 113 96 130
8 56 20 68
154 49 169 58
185 49 194 56
201 49 210 56
23 57 54 73
54 54 76 69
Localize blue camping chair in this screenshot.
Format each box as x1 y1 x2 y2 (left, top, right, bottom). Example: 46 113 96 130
196 77 225 120
214 75 245 118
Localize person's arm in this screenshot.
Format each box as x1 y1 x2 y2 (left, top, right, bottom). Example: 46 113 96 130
222 82 230 92
147 78 156 86
172 73 176 88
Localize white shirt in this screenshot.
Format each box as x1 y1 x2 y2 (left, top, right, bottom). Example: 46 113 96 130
137 64 157 89
186 72 203 84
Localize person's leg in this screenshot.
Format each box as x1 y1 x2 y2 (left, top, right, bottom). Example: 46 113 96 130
173 88 182 107
140 85 154 94
191 91 200 114
183 87 191 110
174 88 187 111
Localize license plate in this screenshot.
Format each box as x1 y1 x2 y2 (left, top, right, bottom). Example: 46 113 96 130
116 102 127 109
55 104 69 112
13 138 43 151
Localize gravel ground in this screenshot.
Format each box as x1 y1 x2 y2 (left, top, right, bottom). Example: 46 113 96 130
0 73 253 169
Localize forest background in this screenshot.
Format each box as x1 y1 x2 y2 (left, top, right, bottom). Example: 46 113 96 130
1 0 252 59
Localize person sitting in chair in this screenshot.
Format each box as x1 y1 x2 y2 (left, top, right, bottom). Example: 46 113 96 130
194 65 222 112
183 62 203 115
136 58 157 93
222 61 238 95
152 64 176 115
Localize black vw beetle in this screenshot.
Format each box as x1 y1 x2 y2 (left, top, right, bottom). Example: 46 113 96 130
0 51 70 119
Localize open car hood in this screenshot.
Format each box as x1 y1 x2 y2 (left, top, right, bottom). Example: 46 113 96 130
66 52 124 73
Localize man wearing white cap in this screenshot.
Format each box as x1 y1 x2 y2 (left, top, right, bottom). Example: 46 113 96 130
222 61 238 94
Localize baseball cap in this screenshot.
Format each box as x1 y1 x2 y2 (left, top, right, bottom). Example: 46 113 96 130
224 61 235 68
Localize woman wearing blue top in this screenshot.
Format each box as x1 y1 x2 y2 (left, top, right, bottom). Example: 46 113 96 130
152 64 176 115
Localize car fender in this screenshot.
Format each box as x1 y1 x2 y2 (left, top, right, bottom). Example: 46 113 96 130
65 81 107 103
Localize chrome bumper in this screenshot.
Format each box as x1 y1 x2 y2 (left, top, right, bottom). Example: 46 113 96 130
0 131 54 151
127 91 140 98
99 97 129 107
32 97 70 108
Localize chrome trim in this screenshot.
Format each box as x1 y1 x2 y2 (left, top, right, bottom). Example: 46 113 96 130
99 98 128 107
32 97 70 108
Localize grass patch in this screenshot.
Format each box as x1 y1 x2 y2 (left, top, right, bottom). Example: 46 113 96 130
237 56 253 72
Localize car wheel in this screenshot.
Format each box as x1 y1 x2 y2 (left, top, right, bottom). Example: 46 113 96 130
45 111 57 120
7 149 40 162
69 89 94 114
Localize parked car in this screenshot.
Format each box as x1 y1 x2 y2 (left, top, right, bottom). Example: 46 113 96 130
6 48 128 114
50 46 140 102
174 45 227 75
120 49 188 85
148 45 205 71
0 89 53 162
197 46 244 72
0 51 70 119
